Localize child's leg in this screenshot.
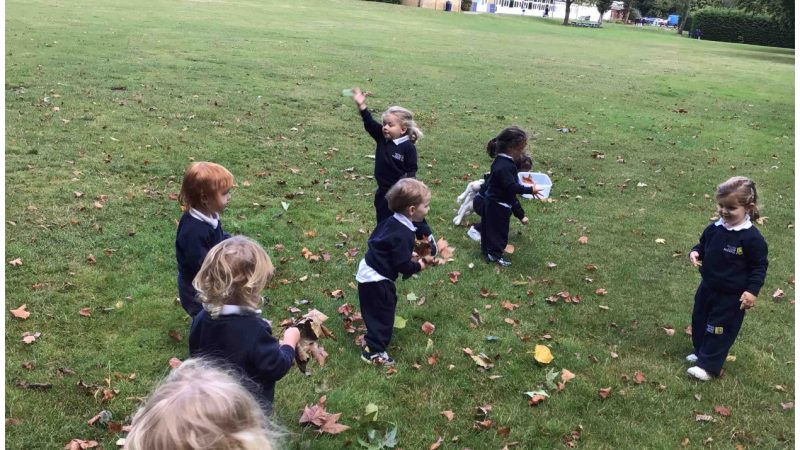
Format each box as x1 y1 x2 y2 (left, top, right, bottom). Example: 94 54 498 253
374 187 392 225
358 280 397 353
178 275 203 317
480 201 511 258
696 290 746 376
690 283 712 355
472 194 484 232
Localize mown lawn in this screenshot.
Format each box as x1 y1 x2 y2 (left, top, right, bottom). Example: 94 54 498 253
5 0 794 448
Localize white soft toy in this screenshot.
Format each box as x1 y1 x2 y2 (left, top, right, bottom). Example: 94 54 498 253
453 179 485 226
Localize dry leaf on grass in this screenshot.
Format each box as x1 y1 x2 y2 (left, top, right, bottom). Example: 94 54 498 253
168 357 182 369
598 387 612 399
504 244 515 254
64 439 99 450
448 271 460 284
11 304 30 320
634 370 646 384
532 345 553 364
8 258 23 266
421 321 436 336
578 236 589 244
441 410 455 421
713 405 731 417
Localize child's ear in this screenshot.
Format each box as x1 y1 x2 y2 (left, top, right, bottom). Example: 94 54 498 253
406 204 416 216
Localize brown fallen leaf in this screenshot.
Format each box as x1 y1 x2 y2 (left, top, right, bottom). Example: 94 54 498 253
421 321 436 336
87 254 96 265
634 370 646 384
694 413 714 422
441 410 455 421
22 332 40 344
79 308 91 317
168 330 182 342
578 236 589 244
595 288 608 295
772 289 785 299
662 326 676 336
329 289 344 299
781 401 794 410
429 436 444 450
713 405 731 417
168 357 182 369
598 387 612 399
64 439 99 450
448 271 460 284
561 368 576 384
11 304 30 320
304 230 317 238
9 258 23 266
504 244 515 254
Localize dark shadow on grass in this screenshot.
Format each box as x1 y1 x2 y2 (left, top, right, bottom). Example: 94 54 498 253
709 47 795 65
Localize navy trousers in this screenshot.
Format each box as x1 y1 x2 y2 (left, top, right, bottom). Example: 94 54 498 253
358 280 398 353
691 282 746 376
472 193 485 233
178 275 203 317
480 200 512 259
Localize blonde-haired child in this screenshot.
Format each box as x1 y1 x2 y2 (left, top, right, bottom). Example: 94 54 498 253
351 87 437 253
124 358 282 450
189 236 300 413
176 161 235 317
687 176 768 381
356 178 432 366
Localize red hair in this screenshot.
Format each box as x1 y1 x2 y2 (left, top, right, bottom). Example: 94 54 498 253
178 162 234 210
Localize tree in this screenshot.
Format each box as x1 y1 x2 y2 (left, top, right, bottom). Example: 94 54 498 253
622 0 636 22
596 0 613 23
563 0 575 24
737 0 794 28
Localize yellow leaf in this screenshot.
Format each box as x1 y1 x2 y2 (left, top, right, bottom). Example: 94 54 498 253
533 344 553 364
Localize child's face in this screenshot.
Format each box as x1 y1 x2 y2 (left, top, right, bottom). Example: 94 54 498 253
382 114 407 140
716 193 751 227
408 192 431 222
209 188 231 214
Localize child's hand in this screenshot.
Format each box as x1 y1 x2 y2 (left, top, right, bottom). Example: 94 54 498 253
689 251 702 267
739 291 757 310
353 87 368 110
521 217 529 225
281 327 301 349
530 184 543 198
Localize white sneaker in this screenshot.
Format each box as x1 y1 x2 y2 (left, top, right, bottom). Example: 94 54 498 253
687 366 711 381
467 226 481 242
686 353 698 363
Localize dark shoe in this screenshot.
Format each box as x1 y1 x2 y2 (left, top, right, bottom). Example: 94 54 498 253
361 350 396 366
484 253 511 267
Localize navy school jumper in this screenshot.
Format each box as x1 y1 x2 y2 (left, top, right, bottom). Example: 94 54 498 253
480 155 532 258
189 309 295 415
175 211 229 316
358 214 422 353
690 220 767 376
360 108 432 238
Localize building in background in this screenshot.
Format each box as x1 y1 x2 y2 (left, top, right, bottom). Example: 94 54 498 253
403 0 614 22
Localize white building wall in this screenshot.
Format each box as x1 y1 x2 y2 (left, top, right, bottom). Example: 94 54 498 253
472 0 612 22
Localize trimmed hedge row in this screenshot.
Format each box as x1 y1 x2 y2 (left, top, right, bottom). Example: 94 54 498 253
685 7 793 48
362 0 402 3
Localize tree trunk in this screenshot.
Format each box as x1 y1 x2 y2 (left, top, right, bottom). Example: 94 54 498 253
677 0 691 34
598 11 605 24
562 0 572 24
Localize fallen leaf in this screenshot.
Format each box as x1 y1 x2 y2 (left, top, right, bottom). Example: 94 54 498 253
726 355 736 362
11 304 30 320
598 387 612 399
168 330 182 342
421 321 436 335
694 413 714 422
662 326 675 336
394 315 407 329
87 254 96 265
448 271 460 284
773 289 785 299
168 357 182 369
64 439 99 450
504 244 515 254
318 413 350 434
329 289 344 299
78 308 91 317
8 258 23 266
501 300 520 311
441 410 455 421
470 353 494 370
595 288 608 295
634 371 646 384
429 436 444 450
304 230 317 238
533 345 553 364
561 368 576 384
547 262 557 269
781 401 794 410
578 236 589 244
713 405 731 417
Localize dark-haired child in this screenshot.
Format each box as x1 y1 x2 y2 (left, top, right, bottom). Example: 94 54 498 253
468 152 532 242
351 87 437 253
480 127 540 266
176 162 234 317
356 178 431 366
686 176 768 381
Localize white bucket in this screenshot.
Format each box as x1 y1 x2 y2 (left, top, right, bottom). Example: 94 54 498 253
518 172 552 199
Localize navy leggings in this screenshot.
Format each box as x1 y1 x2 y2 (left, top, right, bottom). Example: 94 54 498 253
691 282 746 376
480 200 512 258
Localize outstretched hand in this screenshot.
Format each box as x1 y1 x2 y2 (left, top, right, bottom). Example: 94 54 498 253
353 87 368 110
689 251 702 267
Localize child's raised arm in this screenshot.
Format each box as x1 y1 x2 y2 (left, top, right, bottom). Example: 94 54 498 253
353 87 368 111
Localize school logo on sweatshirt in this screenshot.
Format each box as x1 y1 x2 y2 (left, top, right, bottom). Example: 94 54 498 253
706 324 724 335
723 244 742 256
392 152 404 162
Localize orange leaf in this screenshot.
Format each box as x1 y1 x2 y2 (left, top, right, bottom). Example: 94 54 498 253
427 353 439 365
634 370 646 384
11 304 30 320
304 230 317 238
440 410 455 421
598 387 612 399
528 394 547 406
319 412 350 434
578 236 589 244
429 436 444 450
168 357 182 369
436 238 454 259
501 300 520 311
421 321 436 335
662 326 676 336
78 308 91 317
448 271 460 284
330 289 344 299
504 244 515 254
713 405 731 417
64 439 99 450
561 368 576 384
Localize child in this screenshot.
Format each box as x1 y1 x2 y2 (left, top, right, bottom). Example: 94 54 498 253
189 236 300 414
351 87 437 253
480 127 540 266
356 178 431 366
124 358 282 450
687 176 768 381
176 161 234 317
467 151 532 241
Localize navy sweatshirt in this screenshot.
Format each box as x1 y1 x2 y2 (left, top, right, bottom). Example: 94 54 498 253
364 215 422 281
485 155 532 206
479 172 525 220
189 309 295 408
692 222 768 295
176 211 229 285
361 109 418 189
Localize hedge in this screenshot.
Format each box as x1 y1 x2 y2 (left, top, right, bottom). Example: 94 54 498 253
362 0 402 3
685 7 793 48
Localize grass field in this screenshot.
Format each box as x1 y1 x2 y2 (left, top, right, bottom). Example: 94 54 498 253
5 0 795 448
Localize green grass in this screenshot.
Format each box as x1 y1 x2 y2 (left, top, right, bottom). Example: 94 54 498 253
5 0 794 448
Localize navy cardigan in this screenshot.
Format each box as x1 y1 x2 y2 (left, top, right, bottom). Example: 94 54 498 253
361 108 418 189
692 223 768 295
